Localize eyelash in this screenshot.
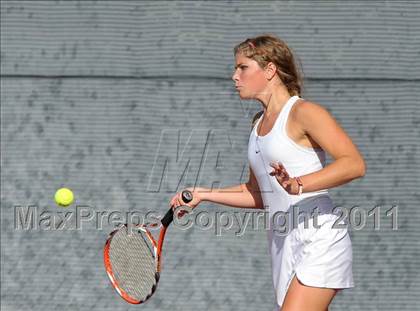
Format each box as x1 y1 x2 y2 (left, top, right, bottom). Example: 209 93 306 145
233 65 247 72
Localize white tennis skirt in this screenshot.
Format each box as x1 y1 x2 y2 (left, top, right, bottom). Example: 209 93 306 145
268 194 354 310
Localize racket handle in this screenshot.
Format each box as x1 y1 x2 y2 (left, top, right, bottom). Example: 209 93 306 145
181 189 193 204
161 190 193 227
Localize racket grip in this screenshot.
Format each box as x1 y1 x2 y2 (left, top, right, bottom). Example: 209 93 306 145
162 190 193 227
161 208 174 228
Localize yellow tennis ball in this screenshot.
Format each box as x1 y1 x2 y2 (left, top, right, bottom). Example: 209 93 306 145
55 188 74 207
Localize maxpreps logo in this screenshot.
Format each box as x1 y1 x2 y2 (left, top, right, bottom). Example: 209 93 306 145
13 205 161 231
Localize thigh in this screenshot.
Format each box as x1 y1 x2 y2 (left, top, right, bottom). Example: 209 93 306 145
281 275 338 311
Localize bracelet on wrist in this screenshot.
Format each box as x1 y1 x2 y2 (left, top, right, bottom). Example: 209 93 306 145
295 176 304 195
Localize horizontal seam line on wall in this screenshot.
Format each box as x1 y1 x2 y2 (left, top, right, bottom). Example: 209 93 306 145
1 75 419 82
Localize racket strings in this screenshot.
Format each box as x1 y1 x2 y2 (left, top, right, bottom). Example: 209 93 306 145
109 228 158 301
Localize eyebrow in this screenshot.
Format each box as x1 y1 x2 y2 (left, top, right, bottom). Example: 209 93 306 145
234 63 246 69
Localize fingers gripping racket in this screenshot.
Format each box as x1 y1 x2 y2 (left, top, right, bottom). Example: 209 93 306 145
103 190 193 304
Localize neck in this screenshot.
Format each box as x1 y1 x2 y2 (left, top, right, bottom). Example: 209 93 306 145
257 86 293 116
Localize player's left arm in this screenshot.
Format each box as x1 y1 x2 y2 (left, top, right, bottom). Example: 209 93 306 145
295 100 366 192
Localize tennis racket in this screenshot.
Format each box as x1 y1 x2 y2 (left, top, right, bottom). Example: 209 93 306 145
103 189 193 304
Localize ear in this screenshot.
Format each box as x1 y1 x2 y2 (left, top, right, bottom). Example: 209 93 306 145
264 62 277 80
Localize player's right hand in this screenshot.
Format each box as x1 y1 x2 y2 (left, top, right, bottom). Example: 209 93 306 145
169 187 205 218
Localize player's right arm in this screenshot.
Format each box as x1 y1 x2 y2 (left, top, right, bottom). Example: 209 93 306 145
201 167 264 209
169 168 264 210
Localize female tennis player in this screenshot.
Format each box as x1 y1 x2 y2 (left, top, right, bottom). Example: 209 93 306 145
170 34 366 311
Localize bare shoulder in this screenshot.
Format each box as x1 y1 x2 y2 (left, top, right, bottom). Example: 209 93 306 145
292 99 330 118
291 99 364 162
290 99 335 131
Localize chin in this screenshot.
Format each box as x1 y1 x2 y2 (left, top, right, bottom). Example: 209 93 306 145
238 91 253 100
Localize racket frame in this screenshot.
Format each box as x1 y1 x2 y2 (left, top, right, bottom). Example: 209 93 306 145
103 190 192 304
103 223 162 304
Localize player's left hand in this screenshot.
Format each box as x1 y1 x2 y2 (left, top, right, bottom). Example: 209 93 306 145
269 162 299 195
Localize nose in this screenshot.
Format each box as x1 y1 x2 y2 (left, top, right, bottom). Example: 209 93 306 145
232 70 239 83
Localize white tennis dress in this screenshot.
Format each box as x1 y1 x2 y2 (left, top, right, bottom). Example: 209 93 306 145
247 95 354 310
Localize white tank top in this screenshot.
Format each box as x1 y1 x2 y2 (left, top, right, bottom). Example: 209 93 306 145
247 95 329 211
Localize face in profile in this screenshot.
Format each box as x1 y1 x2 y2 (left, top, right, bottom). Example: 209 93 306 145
232 53 269 100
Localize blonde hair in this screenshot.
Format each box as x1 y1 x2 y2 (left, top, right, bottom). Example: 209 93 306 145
233 34 304 97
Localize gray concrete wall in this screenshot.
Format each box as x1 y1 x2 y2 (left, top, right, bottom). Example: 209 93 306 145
1 1 419 310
